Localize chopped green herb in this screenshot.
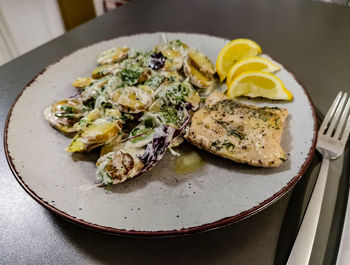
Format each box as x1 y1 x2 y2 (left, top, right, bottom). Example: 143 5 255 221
145 74 164 88
221 140 235 150
228 128 245 140
60 106 75 113
215 120 245 140
118 68 142 86
279 156 287 162
210 141 222 151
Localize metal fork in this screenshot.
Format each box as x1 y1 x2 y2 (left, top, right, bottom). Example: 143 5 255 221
287 91 350 265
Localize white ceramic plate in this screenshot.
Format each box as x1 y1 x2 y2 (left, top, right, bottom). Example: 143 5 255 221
4 32 317 236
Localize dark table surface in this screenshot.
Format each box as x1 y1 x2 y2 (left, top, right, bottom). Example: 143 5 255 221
1 0 350 264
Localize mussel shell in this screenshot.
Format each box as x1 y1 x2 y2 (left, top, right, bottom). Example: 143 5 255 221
187 48 216 75
183 57 216 89
44 98 84 134
111 86 154 113
66 118 122 152
96 150 144 185
72 77 93 89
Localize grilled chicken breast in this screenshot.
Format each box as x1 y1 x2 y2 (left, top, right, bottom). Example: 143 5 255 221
186 91 288 167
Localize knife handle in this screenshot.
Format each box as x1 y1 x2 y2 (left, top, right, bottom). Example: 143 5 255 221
336 185 350 264
287 157 330 265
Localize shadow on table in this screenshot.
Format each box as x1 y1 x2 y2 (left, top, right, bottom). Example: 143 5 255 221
48 192 290 265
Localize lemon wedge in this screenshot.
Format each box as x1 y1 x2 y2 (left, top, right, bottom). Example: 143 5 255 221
227 71 293 101
226 57 280 86
216 39 262 82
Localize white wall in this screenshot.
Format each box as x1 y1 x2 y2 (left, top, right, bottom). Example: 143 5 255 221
0 0 65 66
93 0 104 16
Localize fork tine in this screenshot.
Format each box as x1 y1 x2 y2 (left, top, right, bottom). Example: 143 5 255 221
326 92 348 136
335 94 350 140
320 91 343 134
341 112 350 144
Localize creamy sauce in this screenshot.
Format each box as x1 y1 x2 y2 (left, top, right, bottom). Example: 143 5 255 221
174 149 205 174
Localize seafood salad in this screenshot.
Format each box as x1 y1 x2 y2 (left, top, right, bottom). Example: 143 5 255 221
44 39 217 186
44 38 289 187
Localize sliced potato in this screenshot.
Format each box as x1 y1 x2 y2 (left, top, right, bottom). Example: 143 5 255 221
96 150 144 185
100 132 126 156
66 118 122 152
73 108 102 131
97 46 129 65
148 99 162 112
183 57 216 89
44 98 84 134
188 48 215 75
111 86 153 113
92 64 114 79
163 49 183 71
137 69 153 83
160 71 183 84
104 109 122 119
72 77 92 89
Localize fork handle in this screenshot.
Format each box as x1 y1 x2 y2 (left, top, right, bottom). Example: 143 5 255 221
287 157 330 265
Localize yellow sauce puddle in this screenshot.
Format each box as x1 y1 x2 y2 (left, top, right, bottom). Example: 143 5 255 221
174 150 206 174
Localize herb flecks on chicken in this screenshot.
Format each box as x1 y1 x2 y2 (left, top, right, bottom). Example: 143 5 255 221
186 91 288 167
